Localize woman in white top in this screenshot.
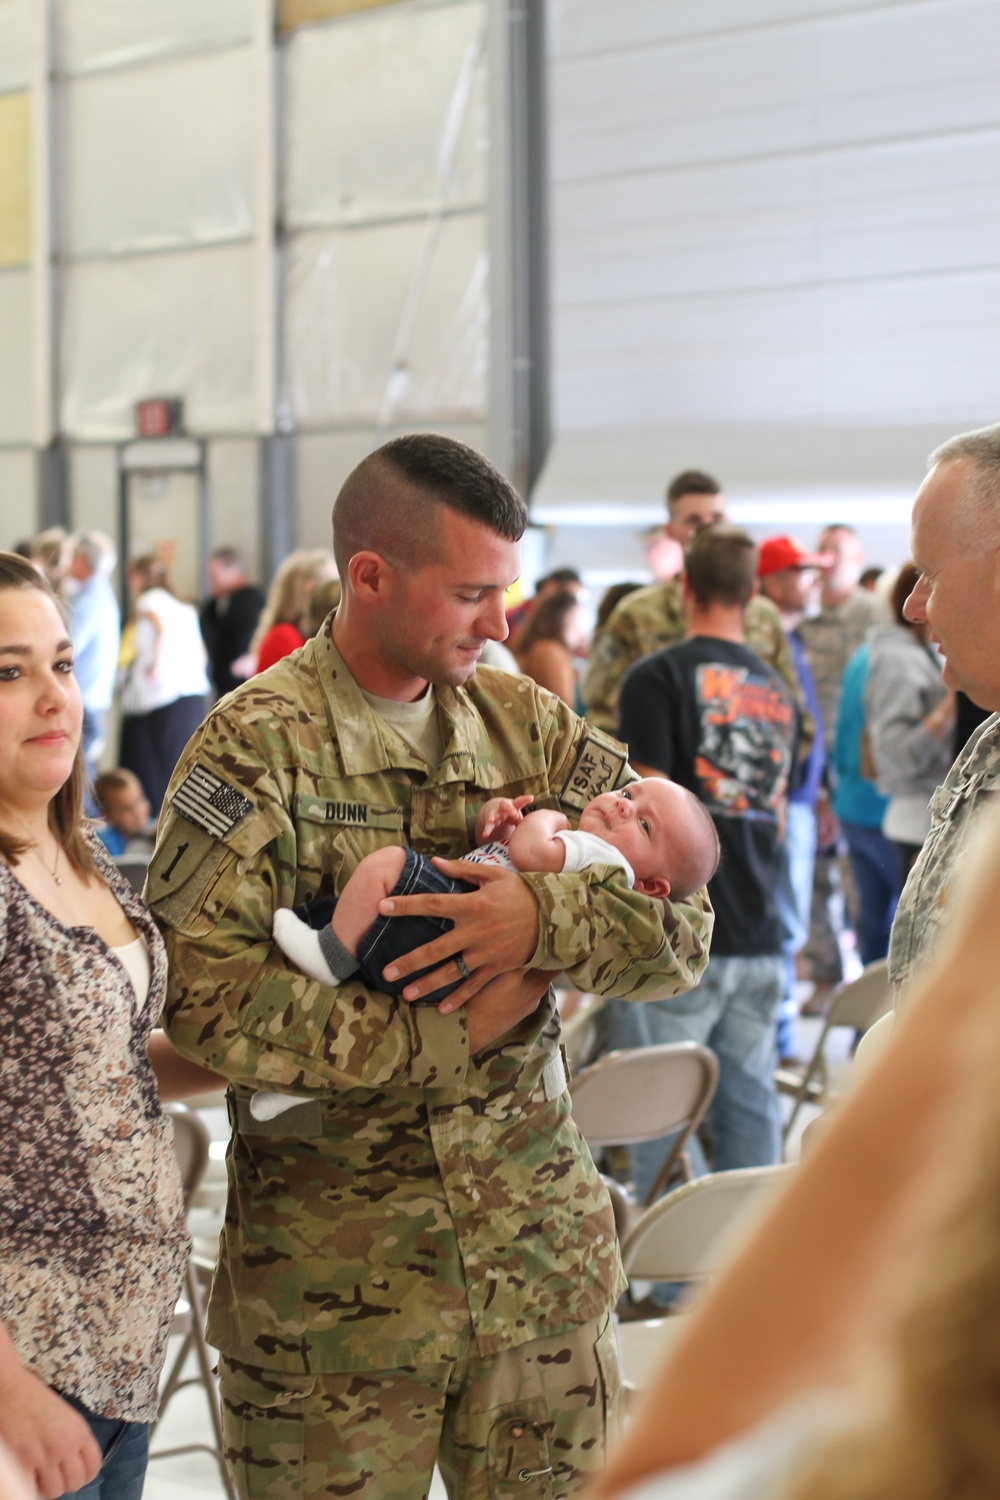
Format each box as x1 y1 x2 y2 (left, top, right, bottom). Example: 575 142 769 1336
0 552 220 1500
119 554 209 815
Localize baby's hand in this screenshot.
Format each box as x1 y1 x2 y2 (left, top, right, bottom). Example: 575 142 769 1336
476 794 534 844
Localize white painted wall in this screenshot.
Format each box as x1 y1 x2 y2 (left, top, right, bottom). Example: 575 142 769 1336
536 0 1000 581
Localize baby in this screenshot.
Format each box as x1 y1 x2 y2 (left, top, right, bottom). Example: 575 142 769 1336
273 777 719 1006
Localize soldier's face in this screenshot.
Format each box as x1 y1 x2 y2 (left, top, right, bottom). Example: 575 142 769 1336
375 512 520 692
667 493 727 546
906 458 1000 709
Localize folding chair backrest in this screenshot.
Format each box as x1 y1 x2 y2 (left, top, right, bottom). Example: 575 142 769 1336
621 1164 794 1283
166 1105 210 1211
570 1043 718 1147
825 959 893 1032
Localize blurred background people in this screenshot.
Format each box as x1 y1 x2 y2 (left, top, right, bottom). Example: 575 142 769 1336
199 547 265 701
63 530 121 792
513 586 590 707
506 565 585 651
864 562 956 885
757 535 830 1064
798 523 880 1003
93 768 154 859
118 554 209 816
249 548 338 673
830 641 900 967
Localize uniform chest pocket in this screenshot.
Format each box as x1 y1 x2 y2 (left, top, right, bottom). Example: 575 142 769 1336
292 791 407 895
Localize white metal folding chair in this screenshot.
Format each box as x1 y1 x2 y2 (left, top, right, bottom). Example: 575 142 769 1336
616 1164 795 1400
777 959 894 1146
150 1105 236 1500
570 1042 718 1236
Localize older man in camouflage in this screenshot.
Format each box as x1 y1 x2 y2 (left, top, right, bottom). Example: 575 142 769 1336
150 434 712 1499
889 423 1000 995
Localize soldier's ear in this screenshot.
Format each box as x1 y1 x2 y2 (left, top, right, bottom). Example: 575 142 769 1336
348 550 392 600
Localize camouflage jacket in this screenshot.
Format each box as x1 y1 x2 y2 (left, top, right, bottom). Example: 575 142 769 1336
889 712 1000 998
581 579 807 739
152 626 713 1374
797 590 879 752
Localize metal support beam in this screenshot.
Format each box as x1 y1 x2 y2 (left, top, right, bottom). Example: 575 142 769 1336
487 0 550 501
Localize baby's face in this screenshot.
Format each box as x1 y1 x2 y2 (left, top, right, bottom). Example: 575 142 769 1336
578 777 685 892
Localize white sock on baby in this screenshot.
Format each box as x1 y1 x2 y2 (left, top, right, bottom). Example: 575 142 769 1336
272 906 357 986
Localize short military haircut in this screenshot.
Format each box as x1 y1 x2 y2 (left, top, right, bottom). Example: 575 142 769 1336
684 524 758 609
666 468 722 511
929 423 1000 541
332 433 528 578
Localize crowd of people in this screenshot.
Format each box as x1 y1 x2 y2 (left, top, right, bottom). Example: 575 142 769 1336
2 422 1000 1499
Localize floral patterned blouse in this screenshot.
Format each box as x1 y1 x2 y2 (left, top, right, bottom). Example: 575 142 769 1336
0 830 190 1422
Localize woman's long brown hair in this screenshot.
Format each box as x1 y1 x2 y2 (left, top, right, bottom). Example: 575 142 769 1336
0 552 97 877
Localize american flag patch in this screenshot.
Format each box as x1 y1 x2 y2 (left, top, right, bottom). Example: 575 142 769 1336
171 764 253 840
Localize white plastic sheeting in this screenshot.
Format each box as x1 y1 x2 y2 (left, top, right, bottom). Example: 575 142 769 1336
284 0 486 227
0 0 30 93
64 49 255 256
58 0 255 76
285 215 488 426
0 269 31 443
61 245 256 439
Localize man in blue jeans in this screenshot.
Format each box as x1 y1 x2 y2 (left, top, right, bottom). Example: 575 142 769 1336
756 535 831 1063
610 526 800 1312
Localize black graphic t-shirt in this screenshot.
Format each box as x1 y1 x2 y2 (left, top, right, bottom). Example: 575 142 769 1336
619 636 799 956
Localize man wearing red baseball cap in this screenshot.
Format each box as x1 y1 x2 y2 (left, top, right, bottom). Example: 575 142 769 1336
758 537 831 1062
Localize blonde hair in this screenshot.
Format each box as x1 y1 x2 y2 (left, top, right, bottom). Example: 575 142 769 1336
250 550 337 657
0 552 96 877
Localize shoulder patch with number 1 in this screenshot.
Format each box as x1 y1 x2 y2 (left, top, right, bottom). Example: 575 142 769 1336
560 736 628 811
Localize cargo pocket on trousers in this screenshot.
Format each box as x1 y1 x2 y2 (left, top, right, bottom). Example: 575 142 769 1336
218 1356 317 1500
487 1397 554 1499
594 1309 624 1455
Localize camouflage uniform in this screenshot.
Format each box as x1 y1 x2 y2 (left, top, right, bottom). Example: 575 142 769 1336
580 579 804 737
150 624 712 1498
798 590 879 753
889 713 1000 997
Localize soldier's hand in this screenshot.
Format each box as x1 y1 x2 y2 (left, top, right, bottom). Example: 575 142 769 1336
465 969 550 1055
378 863 540 1009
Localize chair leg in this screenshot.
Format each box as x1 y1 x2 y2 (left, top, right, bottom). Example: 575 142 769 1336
185 1263 238 1500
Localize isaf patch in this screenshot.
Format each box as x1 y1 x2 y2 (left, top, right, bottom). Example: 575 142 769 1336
170 764 253 839
560 735 628 811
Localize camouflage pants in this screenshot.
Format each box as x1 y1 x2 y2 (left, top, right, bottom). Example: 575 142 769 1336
219 1312 622 1500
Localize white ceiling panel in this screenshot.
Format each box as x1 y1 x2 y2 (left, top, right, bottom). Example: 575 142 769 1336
556 131 1000 304
553 1 999 182
550 0 895 58
555 269 1000 429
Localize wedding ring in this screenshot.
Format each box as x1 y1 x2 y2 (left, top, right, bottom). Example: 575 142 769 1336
455 953 471 980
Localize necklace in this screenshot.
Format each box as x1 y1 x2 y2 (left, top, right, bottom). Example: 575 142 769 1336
2 809 65 886
34 840 64 886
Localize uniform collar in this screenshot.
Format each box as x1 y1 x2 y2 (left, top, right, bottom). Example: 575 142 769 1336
309 625 504 788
